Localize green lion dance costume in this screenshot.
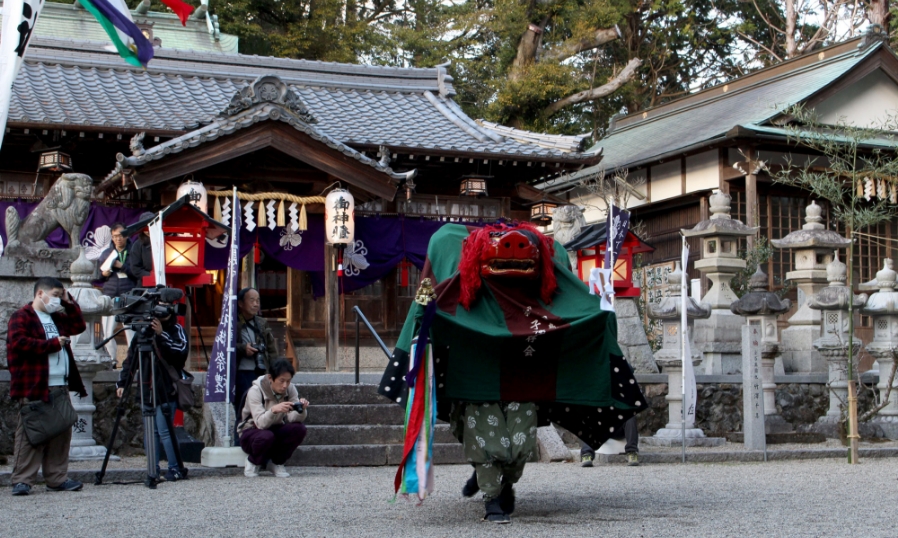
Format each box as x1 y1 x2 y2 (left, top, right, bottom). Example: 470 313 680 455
379 222 647 523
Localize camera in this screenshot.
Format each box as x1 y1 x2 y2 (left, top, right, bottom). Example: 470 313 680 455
112 286 185 335
254 342 267 371
292 401 304 413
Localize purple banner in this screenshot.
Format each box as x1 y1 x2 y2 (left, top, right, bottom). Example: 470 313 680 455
605 205 630 267
204 197 241 404
257 217 325 272
79 205 145 261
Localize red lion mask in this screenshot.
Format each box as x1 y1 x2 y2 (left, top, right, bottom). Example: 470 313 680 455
458 222 558 310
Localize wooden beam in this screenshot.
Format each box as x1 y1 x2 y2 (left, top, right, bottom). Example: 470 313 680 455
324 244 340 372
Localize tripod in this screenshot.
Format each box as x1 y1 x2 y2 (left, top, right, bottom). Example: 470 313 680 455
94 326 186 489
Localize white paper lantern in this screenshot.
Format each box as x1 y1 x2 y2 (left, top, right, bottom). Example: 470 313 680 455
177 180 208 214
324 189 355 245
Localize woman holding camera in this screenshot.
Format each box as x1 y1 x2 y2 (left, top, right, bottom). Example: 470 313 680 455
234 288 279 420
238 359 308 478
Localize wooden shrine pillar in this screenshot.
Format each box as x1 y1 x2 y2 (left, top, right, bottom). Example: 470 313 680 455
324 244 340 371
241 246 256 289
287 267 303 330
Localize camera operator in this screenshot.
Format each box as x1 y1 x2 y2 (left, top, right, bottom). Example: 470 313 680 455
115 303 189 482
238 359 308 478
234 288 279 418
8 277 87 496
99 223 137 362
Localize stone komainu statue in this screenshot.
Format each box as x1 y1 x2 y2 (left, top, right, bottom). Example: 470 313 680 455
551 205 586 247
5 173 93 252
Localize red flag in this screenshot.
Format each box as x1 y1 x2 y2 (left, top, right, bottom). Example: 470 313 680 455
159 0 194 25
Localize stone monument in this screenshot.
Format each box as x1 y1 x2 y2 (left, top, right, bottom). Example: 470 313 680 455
66 248 116 460
860 259 898 439
682 190 757 375
643 262 723 447
771 200 850 373
807 253 867 436
614 295 658 373
730 268 793 436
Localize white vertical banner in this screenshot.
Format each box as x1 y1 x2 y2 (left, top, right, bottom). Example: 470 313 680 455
681 236 697 428
148 211 166 286
0 0 44 150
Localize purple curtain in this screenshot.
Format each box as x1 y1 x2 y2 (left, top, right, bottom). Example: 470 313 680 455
257 217 325 272
0 201 67 248
204 226 256 270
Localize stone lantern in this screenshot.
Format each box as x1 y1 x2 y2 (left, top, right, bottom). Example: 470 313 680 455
860 259 898 438
771 200 850 373
643 262 723 446
66 248 115 460
682 190 757 375
730 268 793 433
807 253 867 429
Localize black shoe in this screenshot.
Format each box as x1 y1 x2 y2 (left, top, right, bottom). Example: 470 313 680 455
498 483 516 515
483 496 511 524
11 483 31 496
46 479 82 492
164 469 183 482
581 453 594 467
462 470 480 497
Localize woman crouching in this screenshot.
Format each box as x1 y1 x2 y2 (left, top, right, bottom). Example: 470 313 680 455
238 359 309 477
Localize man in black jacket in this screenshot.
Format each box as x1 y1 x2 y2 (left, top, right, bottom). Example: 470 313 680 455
116 308 189 482
129 213 155 284
99 223 137 362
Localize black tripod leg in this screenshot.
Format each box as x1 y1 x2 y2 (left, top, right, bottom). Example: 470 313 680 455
95 349 140 485
139 347 159 489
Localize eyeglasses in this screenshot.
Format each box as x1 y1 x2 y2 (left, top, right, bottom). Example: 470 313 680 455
112 234 124 239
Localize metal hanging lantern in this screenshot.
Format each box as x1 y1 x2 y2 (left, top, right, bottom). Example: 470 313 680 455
530 200 557 224
325 188 355 245
459 175 489 197
38 150 73 172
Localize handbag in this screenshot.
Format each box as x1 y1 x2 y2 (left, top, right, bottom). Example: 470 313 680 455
151 340 196 410
20 390 77 446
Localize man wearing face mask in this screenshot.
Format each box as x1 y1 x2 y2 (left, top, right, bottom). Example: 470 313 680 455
7 277 87 496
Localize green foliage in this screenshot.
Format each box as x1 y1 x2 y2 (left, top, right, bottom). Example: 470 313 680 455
729 236 793 299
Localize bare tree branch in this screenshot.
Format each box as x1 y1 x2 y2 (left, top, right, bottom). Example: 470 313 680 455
541 26 621 63
736 30 784 62
542 58 642 117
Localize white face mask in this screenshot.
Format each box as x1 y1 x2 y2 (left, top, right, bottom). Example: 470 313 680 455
42 295 63 314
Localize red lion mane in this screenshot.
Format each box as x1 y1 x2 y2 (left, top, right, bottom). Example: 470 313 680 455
458 222 558 310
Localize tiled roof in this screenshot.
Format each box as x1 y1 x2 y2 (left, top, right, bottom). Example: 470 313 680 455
0 1 238 54
7 37 598 163
540 38 886 190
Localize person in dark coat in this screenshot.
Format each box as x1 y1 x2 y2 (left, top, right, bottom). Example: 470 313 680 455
99 223 138 361
116 308 190 482
129 213 155 283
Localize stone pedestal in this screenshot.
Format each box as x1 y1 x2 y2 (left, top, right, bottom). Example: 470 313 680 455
730 268 793 438
807 254 867 437
66 248 116 460
772 201 851 374
682 191 757 375
614 297 657 373
860 259 898 438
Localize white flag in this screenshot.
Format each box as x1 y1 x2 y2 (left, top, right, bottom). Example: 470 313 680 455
148 212 166 286
0 0 44 150
681 237 697 428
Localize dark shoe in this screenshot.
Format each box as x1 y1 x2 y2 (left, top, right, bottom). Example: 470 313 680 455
46 479 83 492
498 483 516 515
483 496 511 524
11 483 31 496
462 470 480 497
581 453 594 467
627 453 640 467
164 469 183 482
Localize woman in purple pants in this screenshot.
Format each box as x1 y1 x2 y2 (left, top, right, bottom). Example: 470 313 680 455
238 359 309 478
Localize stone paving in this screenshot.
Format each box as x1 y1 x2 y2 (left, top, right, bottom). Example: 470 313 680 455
1 457 896 537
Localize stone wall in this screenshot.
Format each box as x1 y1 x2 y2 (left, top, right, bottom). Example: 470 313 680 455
0 381 208 457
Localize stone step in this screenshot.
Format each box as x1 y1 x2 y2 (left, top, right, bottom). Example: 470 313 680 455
303 404 405 426
303 424 457 446
285 443 466 467
297 384 387 405
725 432 827 444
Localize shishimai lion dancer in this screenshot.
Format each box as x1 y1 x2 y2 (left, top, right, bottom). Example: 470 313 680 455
378 221 647 523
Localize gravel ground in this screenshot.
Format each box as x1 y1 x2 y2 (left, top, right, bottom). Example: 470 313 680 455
1 458 896 537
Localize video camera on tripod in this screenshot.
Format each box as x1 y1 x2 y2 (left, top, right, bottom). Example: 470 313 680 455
112 286 186 337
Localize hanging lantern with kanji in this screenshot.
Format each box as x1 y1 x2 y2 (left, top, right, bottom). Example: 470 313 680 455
325 188 355 245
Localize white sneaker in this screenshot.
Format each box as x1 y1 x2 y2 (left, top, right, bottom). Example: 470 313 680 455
266 462 290 478
244 458 260 477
